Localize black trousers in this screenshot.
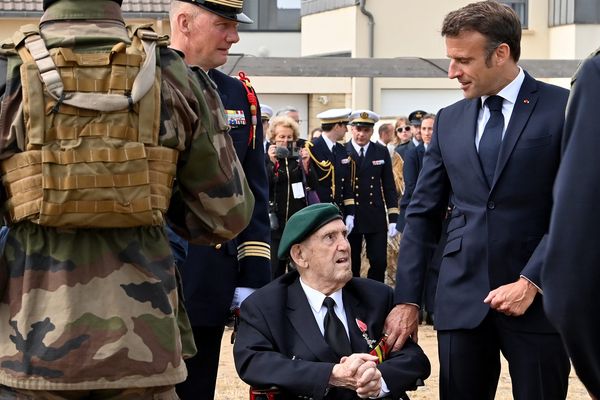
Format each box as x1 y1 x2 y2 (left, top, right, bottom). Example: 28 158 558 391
437 312 570 400
348 231 387 282
176 325 225 400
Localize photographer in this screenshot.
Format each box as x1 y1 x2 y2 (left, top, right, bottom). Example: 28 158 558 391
266 116 317 279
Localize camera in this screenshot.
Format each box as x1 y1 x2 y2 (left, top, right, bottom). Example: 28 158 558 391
274 140 303 159
285 142 300 158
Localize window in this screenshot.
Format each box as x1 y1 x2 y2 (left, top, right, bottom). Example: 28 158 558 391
549 0 600 26
499 0 529 29
239 0 301 31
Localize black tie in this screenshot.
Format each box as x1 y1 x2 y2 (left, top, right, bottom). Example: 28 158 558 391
478 95 504 186
323 297 352 358
358 147 365 168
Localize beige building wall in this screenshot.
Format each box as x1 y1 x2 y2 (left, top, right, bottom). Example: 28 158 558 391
300 0 597 117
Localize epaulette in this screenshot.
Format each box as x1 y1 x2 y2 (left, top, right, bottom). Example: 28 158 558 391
236 71 258 148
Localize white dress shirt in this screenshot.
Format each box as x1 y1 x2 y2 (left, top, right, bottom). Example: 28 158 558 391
475 67 525 150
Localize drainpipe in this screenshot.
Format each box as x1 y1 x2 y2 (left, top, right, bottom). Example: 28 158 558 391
359 0 374 110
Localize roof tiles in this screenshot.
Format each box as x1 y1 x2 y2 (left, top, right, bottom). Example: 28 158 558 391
0 0 170 14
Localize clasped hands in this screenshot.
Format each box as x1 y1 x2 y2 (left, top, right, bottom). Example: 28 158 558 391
329 353 382 398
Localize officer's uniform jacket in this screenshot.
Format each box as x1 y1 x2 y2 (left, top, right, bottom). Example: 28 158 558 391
179 68 271 327
307 135 354 216
346 141 398 233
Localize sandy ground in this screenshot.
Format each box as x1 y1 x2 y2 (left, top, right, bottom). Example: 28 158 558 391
214 325 590 400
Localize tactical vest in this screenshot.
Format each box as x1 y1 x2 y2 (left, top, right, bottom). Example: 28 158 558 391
1 24 178 228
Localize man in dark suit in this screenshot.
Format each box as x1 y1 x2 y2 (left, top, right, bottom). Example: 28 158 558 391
397 114 434 232
169 1 271 398
345 110 399 282
542 49 600 399
234 204 430 400
384 2 570 399
306 108 355 216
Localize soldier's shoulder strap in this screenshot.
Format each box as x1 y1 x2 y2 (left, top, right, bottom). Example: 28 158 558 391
9 23 162 112
236 71 258 148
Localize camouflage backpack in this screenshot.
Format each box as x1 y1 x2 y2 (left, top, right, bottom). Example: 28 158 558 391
0 23 252 239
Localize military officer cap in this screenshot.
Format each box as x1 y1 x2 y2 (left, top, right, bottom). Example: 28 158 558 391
408 110 427 126
349 110 380 127
316 108 352 125
261 104 273 121
278 203 343 259
44 0 122 9
178 0 253 24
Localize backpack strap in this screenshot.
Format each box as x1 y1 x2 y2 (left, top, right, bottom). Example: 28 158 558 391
15 25 159 112
237 71 258 148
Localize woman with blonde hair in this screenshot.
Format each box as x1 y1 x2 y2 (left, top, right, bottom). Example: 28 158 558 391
266 116 317 278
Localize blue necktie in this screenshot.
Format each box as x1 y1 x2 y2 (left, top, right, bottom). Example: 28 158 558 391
323 297 352 358
478 95 504 186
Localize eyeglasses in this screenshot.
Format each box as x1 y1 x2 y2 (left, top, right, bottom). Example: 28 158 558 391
396 126 411 133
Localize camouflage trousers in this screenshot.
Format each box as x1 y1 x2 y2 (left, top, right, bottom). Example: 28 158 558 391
0 385 178 399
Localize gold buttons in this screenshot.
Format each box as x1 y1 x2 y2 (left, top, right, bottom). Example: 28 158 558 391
215 244 222 249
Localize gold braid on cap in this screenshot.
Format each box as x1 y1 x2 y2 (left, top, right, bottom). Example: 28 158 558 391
305 141 336 198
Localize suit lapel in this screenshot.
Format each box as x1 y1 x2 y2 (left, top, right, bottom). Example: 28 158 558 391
346 142 359 169
462 98 489 188
360 142 375 172
342 286 372 354
286 279 339 362
492 73 539 188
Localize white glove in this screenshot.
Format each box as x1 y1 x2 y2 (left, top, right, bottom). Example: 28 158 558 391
231 287 255 309
345 215 355 235
388 223 398 238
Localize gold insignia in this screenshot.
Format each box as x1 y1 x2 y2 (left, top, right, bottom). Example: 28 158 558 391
360 111 369 119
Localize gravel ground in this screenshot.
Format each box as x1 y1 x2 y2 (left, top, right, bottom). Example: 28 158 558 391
214 325 589 399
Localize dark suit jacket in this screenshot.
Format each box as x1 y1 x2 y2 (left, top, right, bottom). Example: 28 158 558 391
345 141 398 233
394 140 416 161
307 135 354 216
397 143 425 232
395 71 568 333
542 53 600 397
234 272 430 400
178 69 271 326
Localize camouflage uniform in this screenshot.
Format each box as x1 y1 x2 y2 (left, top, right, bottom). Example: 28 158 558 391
0 0 252 392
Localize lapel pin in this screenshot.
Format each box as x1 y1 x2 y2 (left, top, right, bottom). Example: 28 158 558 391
523 99 530 104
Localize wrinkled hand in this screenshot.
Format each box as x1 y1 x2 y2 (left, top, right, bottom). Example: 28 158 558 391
384 304 419 352
329 353 378 389
387 223 398 238
355 365 382 398
484 277 537 317
345 215 355 235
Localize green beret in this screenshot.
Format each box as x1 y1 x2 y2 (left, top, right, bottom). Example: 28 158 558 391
278 203 343 259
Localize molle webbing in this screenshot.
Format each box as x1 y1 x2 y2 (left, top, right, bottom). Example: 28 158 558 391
1 24 175 228
1 145 178 228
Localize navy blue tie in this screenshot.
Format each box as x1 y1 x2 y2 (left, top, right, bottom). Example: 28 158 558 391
478 95 504 186
358 147 365 168
323 297 352 358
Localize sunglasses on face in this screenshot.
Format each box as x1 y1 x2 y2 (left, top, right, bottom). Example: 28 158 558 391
396 126 411 133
